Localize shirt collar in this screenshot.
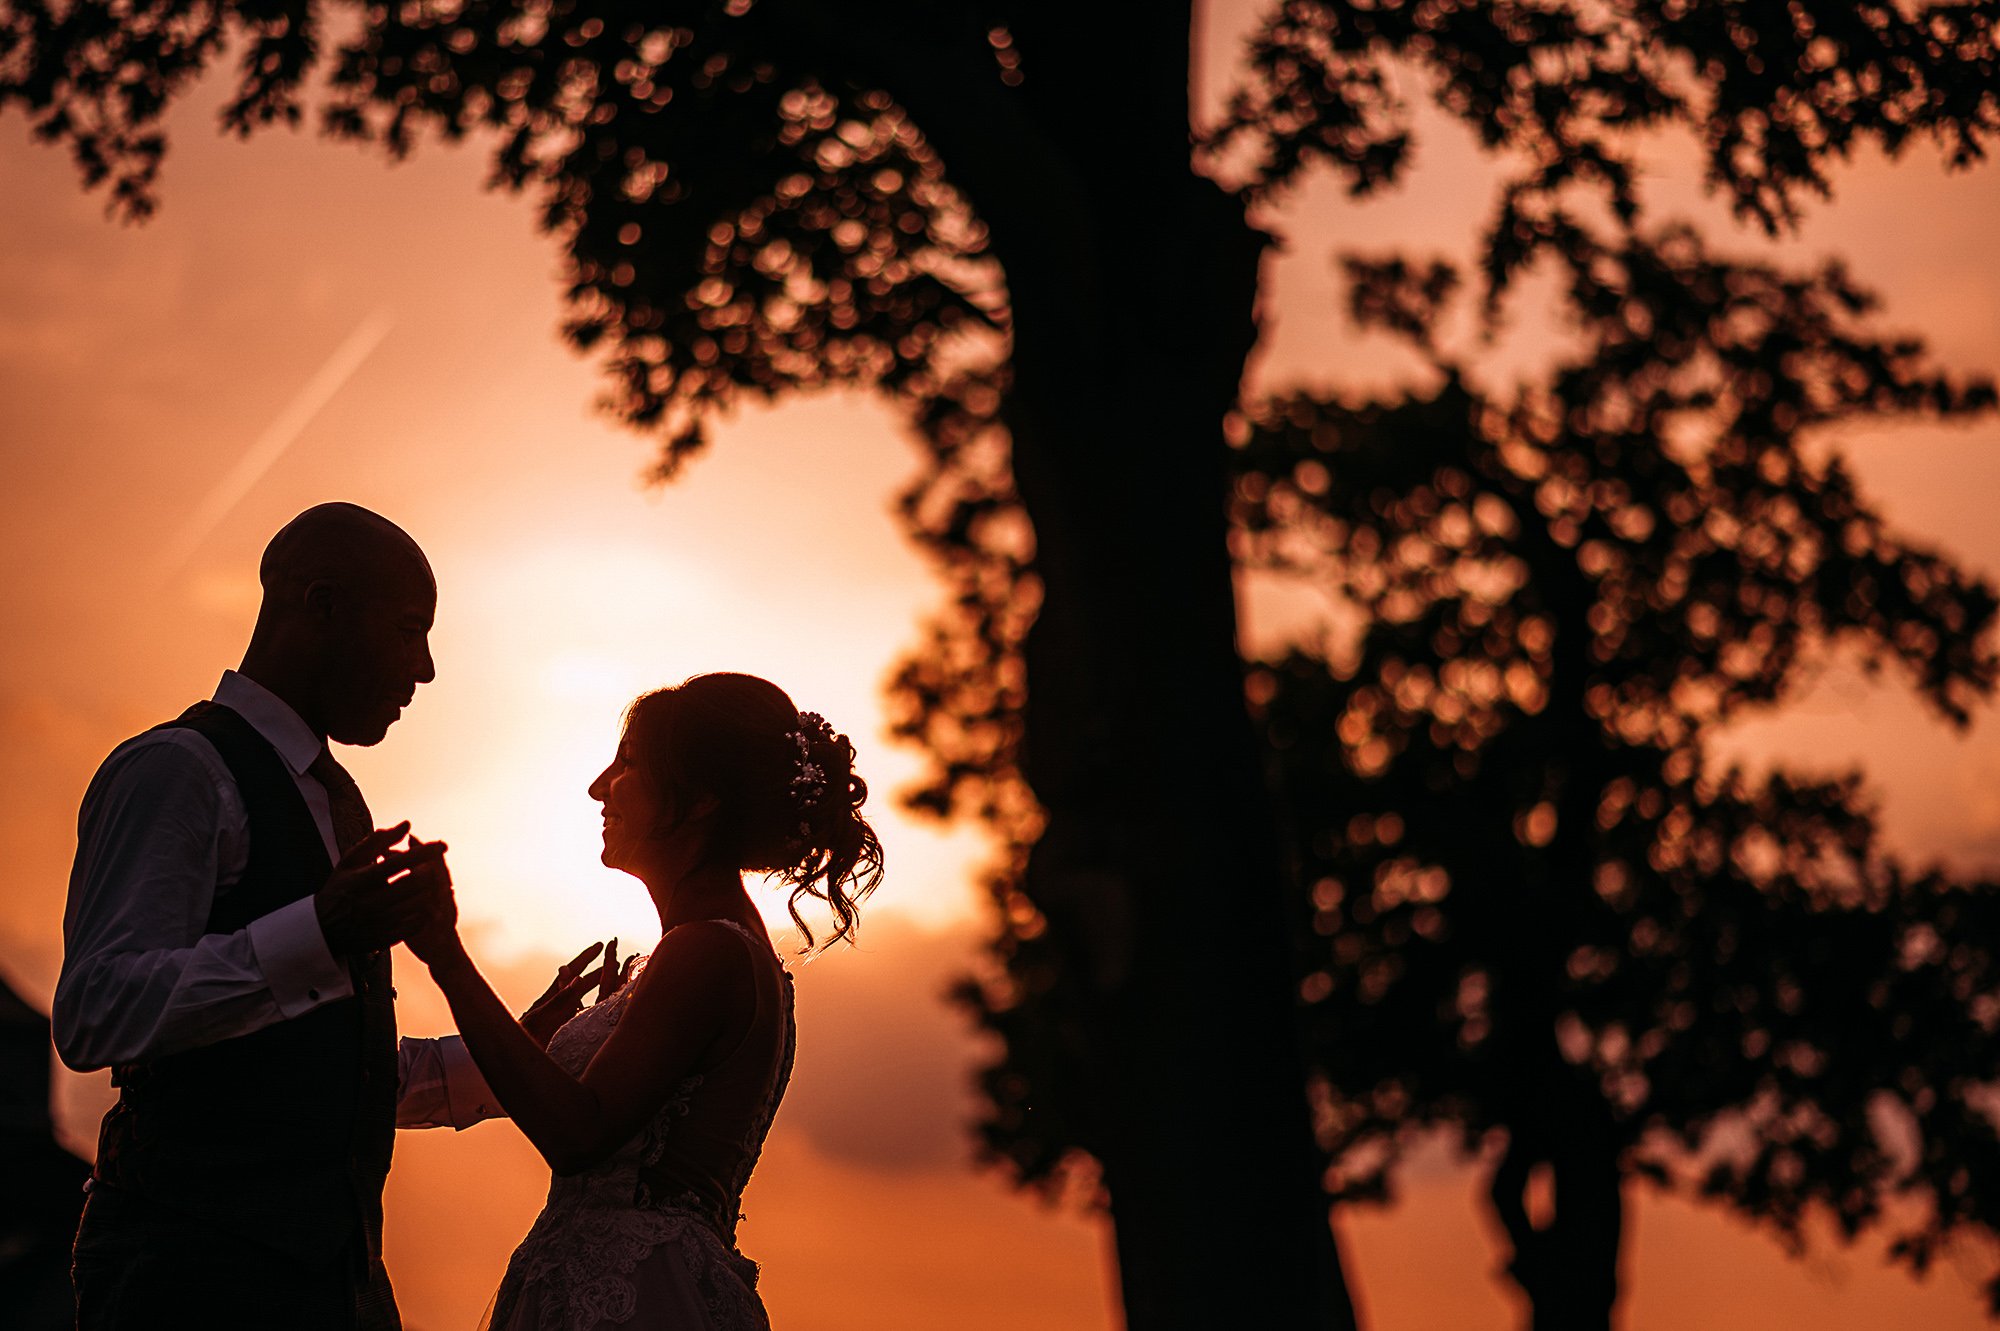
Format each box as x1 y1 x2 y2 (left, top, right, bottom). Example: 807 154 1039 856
213 670 327 776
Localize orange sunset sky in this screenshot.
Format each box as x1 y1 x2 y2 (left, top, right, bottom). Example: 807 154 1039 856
7 3 2000 1327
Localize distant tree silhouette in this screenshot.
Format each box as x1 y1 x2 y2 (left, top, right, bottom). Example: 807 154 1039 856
6 1 2000 1324
1233 229 2000 1325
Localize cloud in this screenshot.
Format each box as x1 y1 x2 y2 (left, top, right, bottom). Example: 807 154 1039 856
784 913 988 1173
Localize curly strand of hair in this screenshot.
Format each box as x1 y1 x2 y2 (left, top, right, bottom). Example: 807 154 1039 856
782 725 883 953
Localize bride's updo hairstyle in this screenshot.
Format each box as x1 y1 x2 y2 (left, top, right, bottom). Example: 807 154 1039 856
623 672 882 950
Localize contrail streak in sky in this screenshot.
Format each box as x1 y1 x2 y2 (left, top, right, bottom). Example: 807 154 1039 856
155 308 396 579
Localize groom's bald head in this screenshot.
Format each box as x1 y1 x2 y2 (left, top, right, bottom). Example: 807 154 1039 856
260 503 433 603
244 503 437 745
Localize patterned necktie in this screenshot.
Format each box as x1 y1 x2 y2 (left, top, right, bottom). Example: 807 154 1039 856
309 747 373 856
309 745 400 1323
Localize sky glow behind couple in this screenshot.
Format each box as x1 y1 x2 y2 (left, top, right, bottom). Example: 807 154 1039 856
8 0 2000 1325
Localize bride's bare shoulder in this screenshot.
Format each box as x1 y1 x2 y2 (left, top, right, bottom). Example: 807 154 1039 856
623 921 758 1013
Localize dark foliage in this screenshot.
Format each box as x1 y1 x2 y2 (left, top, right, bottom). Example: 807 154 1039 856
0 0 1008 456
1234 224 2000 1308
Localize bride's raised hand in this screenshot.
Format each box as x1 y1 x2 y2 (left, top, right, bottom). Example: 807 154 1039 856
521 942 611 1048
599 936 637 1003
400 834 466 969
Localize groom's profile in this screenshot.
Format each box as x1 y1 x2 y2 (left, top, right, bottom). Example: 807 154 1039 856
56 503 500 1330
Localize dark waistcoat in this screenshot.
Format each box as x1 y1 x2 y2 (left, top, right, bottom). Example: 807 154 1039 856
91 701 398 1266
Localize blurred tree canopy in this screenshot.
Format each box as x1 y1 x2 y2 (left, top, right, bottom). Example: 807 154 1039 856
1235 231 2000 1324
6 0 2000 1324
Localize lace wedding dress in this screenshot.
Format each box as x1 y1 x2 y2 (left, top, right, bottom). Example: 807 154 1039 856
482 921 795 1331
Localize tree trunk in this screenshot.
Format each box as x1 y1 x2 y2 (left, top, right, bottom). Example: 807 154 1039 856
956 12 1355 1327
1484 512 1625 1330
1001 210 1357 1326
819 3 1359 1322
1488 1075 1623 1331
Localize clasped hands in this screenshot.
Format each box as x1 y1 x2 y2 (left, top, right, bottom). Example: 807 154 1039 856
314 821 455 960
312 822 627 1045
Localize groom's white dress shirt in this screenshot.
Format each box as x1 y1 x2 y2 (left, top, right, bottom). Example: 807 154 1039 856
54 669 501 1129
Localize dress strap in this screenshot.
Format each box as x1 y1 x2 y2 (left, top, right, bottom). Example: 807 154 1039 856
707 918 760 947
697 918 789 979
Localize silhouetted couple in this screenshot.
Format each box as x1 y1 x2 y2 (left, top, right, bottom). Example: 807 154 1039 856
55 503 883 1329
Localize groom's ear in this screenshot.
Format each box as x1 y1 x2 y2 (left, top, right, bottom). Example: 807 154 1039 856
302 578 340 624
690 794 722 824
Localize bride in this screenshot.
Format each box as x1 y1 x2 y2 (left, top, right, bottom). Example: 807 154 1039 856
406 672 882 1329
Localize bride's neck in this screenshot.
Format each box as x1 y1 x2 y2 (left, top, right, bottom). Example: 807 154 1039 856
644 856 747 933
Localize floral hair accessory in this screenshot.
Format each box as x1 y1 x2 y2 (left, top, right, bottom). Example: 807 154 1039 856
786 711 837 839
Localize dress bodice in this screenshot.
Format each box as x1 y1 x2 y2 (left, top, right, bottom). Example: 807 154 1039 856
542 921 795 1239
484 920 792 1331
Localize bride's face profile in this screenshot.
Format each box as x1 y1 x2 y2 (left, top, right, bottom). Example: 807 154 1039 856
588 735 664 873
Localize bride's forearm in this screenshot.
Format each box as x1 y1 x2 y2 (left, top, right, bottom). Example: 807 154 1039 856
424 945 616 1174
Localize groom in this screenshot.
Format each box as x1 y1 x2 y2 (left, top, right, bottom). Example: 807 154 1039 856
56 503 492 1330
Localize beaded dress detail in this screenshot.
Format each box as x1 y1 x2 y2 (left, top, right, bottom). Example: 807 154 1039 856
483 921 795 1331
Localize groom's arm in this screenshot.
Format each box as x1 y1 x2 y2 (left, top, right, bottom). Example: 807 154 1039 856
396 946 614 1129
395 1035 506 1129
52 733 355 1070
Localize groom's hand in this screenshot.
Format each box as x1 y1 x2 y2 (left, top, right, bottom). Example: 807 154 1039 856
315 822 452 957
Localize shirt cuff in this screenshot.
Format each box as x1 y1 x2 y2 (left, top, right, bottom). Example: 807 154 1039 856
248 896 354 1017
440 1034 506 1127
